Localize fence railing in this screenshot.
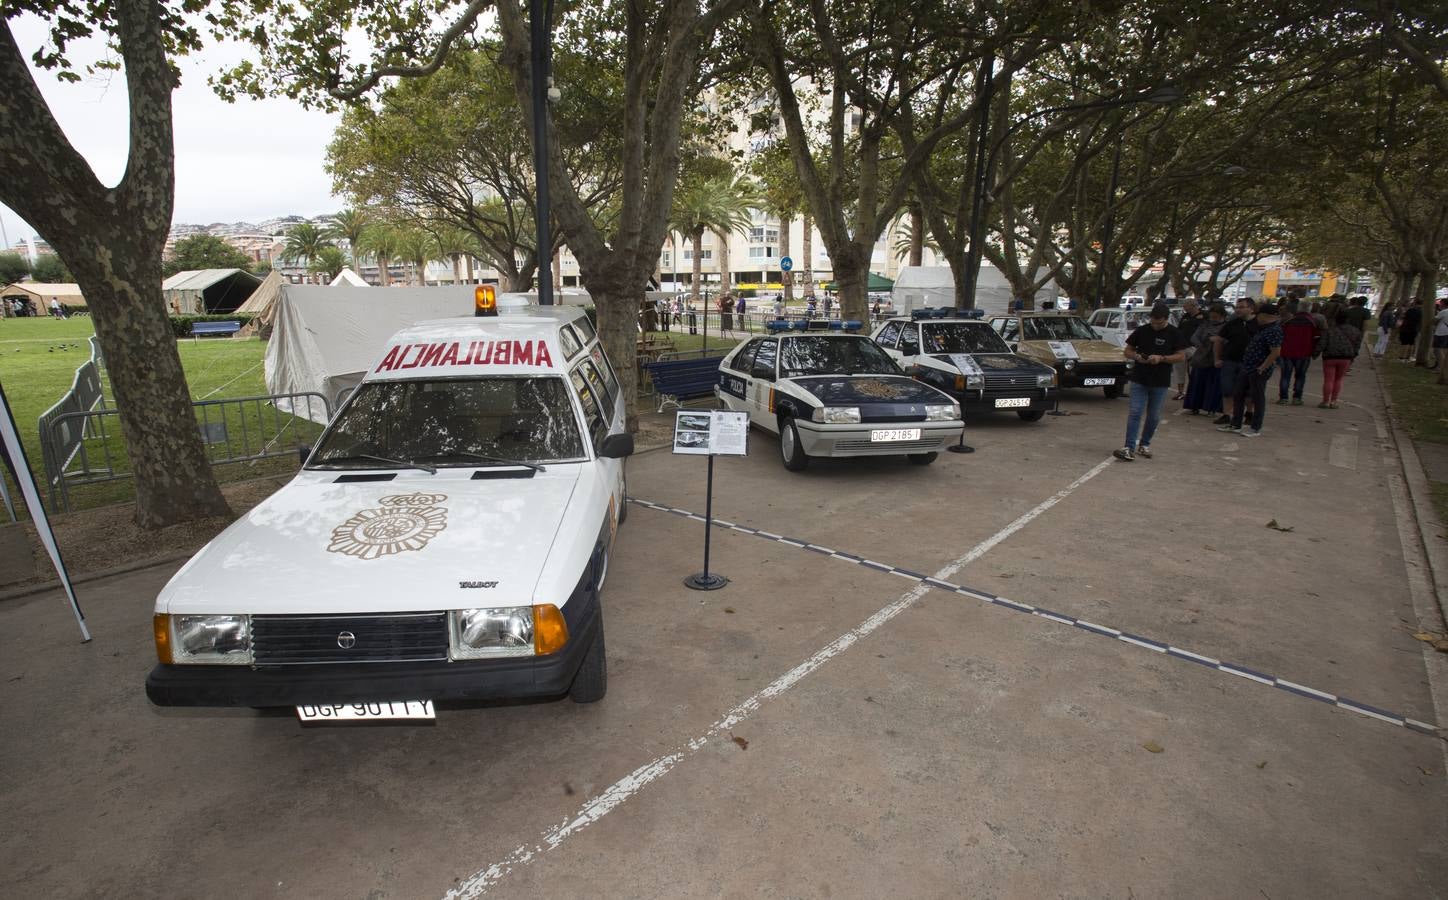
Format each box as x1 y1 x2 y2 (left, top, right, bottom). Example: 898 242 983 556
42 391 331 513
37 356 108 511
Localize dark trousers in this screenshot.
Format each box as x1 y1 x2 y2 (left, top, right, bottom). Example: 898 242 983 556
1230 368 1270 431
1277 357 1310 400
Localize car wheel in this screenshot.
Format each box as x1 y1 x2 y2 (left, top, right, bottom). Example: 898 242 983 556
1103 384 1123 399
779 417 810 471
568 614 607 703
1017 409 1045 422
908 452 938 465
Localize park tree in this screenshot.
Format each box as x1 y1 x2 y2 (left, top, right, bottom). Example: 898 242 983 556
282 222 328 267
750 142 808 302
30 253 73 282
0 251 29 285
220 0 747 428
0 2 230 527
323 208 371 265
309 245 348 280
165 233 254 276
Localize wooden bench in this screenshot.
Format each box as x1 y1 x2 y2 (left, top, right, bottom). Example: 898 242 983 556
191 320 242 339
642 356 723 412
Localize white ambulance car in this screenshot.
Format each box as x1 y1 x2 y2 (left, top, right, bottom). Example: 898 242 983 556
146 289 631 720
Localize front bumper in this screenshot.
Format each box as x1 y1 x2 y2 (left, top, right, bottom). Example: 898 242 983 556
793 419 959 457
146 600 600 708
1056 364 1128 389
949 388 1056 413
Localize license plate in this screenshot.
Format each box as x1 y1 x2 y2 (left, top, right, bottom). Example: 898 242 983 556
1083 377 1116 386
994 397 1030 408
870 428 921 442
297 700 435 722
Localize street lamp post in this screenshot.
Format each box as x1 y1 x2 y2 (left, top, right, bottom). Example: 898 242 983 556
530 0 554 305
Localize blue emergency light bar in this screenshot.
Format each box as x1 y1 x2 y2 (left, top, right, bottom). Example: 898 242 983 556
910 307 984 320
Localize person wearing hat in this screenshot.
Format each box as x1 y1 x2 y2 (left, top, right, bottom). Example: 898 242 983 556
1218 302 1283 437
1114 302 1188 461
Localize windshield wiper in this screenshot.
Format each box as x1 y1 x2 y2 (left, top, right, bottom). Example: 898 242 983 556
419 451 546 473
313 453 438 474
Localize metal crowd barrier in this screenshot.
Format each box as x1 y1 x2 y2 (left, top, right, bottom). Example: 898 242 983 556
43 391 331 513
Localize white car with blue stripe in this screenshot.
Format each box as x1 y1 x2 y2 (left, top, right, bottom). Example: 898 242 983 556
715 332 961 471
146 290 631 721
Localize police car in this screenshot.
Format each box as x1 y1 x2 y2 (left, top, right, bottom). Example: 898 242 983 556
872 310 1059 421
716 332 962 470
146 288 631 719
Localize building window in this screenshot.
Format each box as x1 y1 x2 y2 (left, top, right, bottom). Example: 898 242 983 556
662 251 671 267
749 226 779 243
748 246 776 260
683 249 713 261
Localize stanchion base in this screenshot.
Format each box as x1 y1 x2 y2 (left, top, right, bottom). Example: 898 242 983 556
946 444 976 454
684 573 729 591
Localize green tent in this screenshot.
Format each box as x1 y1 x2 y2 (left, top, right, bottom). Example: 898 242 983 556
823 272 895 292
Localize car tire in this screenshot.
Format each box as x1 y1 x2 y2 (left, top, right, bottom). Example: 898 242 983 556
1017 409 1045 422
779 417 810 471
569 614 607 703
1103 384 1123 399
908 452 938 465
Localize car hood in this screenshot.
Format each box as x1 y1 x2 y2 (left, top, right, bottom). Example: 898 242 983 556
925 353 1053 374
790 374 948 405
1019 339 1123 363
157 468 580 615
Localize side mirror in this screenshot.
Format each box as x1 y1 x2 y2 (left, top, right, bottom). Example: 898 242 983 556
751 363 775 381
297 444 313 465
600 432 635 459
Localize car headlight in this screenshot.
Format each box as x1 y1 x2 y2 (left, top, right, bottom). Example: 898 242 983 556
1125 359 1135 369
1063 359 1077 370
812 406 861 424
925 403 959 421
1037 372 1057 387
155 613 252 665
449 605 569 659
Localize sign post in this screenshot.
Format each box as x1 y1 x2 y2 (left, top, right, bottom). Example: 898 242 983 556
673 409 749 591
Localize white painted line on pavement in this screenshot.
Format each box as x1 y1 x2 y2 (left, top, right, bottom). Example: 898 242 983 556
440 455 1117 899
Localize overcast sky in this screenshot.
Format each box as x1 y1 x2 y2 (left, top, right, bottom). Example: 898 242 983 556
1 14 344 250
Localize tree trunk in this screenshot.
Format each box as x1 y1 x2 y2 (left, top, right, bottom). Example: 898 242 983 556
451 253 462 284
716 229 731 294
831 243 870 320
691 230 704 305
552 248 562 290
803 215 815 298
589 282 644 432
780 216 793 303
908 203 923 267
1414 269 1437 366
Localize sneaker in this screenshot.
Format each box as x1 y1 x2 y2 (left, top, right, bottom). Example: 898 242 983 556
1329 401 1340 409
1317 401 1331 408
1137 445 1152 458
1291 398 1304 406
1216 424 1242 433
1113 447 1135 461
1240 428 1262 437
1276 398 1290 405
1213 414 1232 425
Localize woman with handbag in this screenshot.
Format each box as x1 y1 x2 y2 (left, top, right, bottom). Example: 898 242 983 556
1320 310 1362 408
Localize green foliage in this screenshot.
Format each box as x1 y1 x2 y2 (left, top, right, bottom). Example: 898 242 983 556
164 234 254 276
30 255 73 282
0 251 30 284
309 245 348 279
322 209 370 262
282 222 329 264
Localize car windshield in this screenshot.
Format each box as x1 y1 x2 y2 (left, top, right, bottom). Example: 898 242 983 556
1021 317 1099 341
310 377 585 467
779 336 901 377
922 323 1011 354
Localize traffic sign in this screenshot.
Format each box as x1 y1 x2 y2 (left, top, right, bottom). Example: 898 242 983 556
780 256 793 272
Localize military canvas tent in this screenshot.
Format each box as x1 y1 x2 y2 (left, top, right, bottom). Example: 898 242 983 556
265 284 473 422
162 268 262 314
329 267 370 287
232 269 284 338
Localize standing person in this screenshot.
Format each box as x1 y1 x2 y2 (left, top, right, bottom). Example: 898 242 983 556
1183 303 1227 415
1213 297 1258 425
1114 303 1188 461
773 294 785 319
1344 296 1371 334
1398 299 1421 362
1276 300 1321 405
673 295 684 326
1374 302 1397 357
1218 302 1283 437
736 293 747 332
718 292 733 332
1319 310 1362 408
657 297 670 332
1432 300 1448 371
1173 298 1204 400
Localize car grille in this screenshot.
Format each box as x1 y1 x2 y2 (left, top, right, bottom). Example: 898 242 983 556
834 436 949 453
983 372 1039 389
251 612 449 666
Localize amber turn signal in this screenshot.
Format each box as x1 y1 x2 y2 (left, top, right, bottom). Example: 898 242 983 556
532 604 569 655
153 614 174 664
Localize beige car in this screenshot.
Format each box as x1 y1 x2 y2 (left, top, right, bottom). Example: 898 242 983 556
988 312 1131 398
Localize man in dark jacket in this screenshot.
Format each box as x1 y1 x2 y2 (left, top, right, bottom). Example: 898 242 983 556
1276 300 1321 405
1173 298 1204 400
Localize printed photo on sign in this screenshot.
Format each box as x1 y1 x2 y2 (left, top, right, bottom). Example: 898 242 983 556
677 413 712 432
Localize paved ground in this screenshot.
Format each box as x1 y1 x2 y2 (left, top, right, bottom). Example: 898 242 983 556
3 360 1447 899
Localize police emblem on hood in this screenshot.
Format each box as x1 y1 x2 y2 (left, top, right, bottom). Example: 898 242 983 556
328 492 449 560
851 379 908 399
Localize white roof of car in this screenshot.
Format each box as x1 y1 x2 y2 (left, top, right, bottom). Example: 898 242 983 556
365 302 590 382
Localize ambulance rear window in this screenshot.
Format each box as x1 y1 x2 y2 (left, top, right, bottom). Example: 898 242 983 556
310 376 586 467
559 325 582 359
573 316 597 344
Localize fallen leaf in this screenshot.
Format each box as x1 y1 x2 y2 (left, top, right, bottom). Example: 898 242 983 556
1434 640 1448 653
1412 632 1439 642
1142 741 1164 753
1256 761 1268 769
1420 767 1435 776
1203 544 1217 552
1265 519 1295 533
563 782 576 796
723 607 735 614
997 573 1015 579
731 734 749 750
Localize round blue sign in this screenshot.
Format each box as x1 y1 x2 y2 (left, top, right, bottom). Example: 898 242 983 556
780 256 794 272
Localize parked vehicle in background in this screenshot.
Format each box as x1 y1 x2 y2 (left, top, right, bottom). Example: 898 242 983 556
1087 306 1183 349
988 312 1132 398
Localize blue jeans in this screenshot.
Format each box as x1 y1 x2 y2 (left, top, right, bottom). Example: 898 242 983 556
1124 385 1168 450
1277 357 1311 400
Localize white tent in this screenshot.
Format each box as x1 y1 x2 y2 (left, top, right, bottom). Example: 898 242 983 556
892 264 1058 316
266 284 476 422
329 267 370 287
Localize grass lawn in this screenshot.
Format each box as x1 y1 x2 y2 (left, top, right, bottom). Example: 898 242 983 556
1377 350 1448 524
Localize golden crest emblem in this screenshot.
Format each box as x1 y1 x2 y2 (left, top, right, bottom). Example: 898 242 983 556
327 493 449 560
852 379 904 399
